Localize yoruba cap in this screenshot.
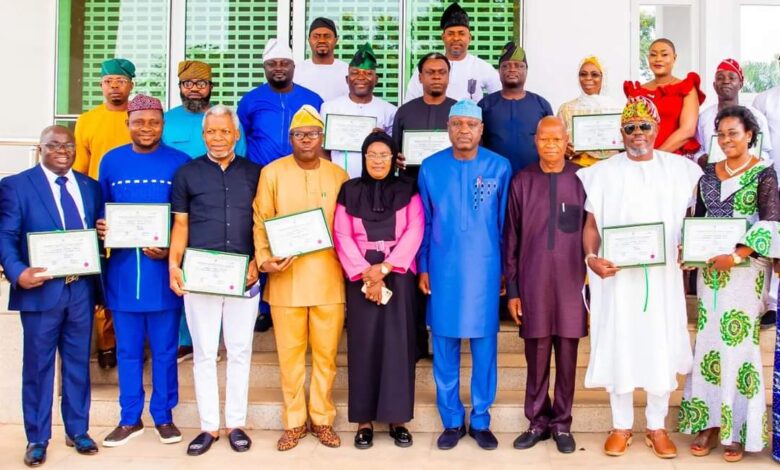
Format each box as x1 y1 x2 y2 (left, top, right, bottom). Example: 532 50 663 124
309 17 337 37
498 41 526 65
263 38 294 63
621 96 660 124
717 58 744 83
290 105 324 130
178 60 212 81
349 43 377 70
127 94 163 114
449 99 482 121
101 58 136 78
440 2 469 30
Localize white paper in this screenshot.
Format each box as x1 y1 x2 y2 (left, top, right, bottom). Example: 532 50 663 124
264 209 334 258
683 218 747 264
104 203 170 248
402 131 451 165
182 249 248 297
28 230 101 277
572 113 624 152
323 114 377 152
603 223 665 267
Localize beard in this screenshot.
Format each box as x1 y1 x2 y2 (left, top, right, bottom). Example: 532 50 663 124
626 145 650 157
181 91 211 113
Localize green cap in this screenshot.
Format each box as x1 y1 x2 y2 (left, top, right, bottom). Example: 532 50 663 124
100 58 136 78
349 43 377 70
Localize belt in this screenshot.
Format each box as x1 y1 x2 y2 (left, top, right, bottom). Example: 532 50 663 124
357 239 397 256
64 275 80 285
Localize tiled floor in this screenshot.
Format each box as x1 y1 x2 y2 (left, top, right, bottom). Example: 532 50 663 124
0 425 778 470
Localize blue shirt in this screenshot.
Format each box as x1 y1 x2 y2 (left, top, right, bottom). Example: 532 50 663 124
478 91 553 173
162 105 248 158
99 143 190 312
236 84 323 166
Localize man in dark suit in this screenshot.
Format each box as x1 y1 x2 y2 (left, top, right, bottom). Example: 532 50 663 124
0 125 103 467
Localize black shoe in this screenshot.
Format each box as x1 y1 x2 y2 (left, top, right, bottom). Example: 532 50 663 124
155 423 183 444
354 427 373 450
228 429 252 452
102 422 144 447
513 428 551 449
65 433 98 454
761 310 776 329
97 348 117 369
187 432 219 456
254 313 272 332
389 425 413 448
24 442 47 467
468 427 498 450
436 425 466 450
552 431 576 454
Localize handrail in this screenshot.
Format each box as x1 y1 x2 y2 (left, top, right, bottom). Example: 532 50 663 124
0 138 40 177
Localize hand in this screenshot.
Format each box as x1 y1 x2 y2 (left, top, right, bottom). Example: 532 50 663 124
507 297 522 325
96 218 108 240
774 259 780 276
142 247 169 260
499 275 507 296
708 253 735 273
246 260 260 287
169 266 186 296
564 142 576 160
261 256 296 273
17 267 51 289
418 272 431 295
587 256 620 278
365 281 384 305
677 244 695 271
362 264 386 285
396 152 407 171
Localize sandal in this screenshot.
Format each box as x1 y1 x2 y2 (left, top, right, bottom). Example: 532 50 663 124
690 428 719 457
277 425 307 451
723 443 744 462
311 424 341 448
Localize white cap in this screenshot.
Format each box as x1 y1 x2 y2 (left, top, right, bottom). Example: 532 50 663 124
262 38 294 63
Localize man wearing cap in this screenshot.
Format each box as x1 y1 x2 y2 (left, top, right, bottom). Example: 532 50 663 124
238 38 323 167
404 3 500 103
479 42 553 173
74 58 136 370
577 96 703 458
295 17 349 102
97 95 190 448
253 105 349 451
321 43 397 177
417 100 512 450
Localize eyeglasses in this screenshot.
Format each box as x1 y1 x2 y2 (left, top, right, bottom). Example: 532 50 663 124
40 143 76 152
290 131 323 140
180 80 211 90
366 153 393 161
101 78 130 87
622 122 654 135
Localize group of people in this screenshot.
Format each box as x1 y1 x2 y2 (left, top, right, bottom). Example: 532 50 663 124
2 2 780 468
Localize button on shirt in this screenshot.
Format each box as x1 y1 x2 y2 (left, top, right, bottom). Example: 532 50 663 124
40 164 87 228
171 155 261 256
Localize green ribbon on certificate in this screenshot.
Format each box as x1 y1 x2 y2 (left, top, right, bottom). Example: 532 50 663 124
642 264 649 312
343 150 348 174
135 248 141 300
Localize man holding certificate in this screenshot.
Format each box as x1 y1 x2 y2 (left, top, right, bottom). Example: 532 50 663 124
95 95 190 448
0 125 103 466
253 105 349 450
577 96 703 458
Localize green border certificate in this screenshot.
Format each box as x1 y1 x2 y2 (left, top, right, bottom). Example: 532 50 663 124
182 248 249 298
602 222 666 268
571 113 624 152
264 208 334 258
323 114 377 152
104 203 171 248
682 217 748 267
402 130 451 165
27 229 101 277
708 132 763 163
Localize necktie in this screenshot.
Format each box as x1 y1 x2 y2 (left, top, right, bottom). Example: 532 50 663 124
55 176 84 230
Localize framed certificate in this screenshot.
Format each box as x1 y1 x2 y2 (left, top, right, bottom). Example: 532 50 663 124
708 132 763 164
104 203 170 248
323 114 377 152
264 208 334 258
402 130 451 165
682 217 748 267
571 113 624 152
27 229 101 277
182 248 249 298
602 222 666 268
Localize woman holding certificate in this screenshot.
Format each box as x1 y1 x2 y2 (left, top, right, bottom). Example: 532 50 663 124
333 131 424 449
679 106 780 461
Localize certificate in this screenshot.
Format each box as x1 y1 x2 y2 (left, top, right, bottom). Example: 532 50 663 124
323 114 377 152
27 229 101 277
708 132 763 163
104 203 170 248
264 208 334 258
682 217 748 266
571 113 624 152
182 248 249 297
602 222 666 268
402 130 451 165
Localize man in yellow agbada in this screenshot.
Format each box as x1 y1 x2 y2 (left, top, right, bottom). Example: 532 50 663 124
253 105 349 451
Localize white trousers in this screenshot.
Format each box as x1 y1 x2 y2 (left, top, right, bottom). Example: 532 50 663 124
184 292 258 431
609 391 670 430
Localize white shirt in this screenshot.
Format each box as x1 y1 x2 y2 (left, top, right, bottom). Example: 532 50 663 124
696 103 773 158
40 163 86 228
320 94 397 178
294 59 350 102
404 53 501 103
752 85 780 162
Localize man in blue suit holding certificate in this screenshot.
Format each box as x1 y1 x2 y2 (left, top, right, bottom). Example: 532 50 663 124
0 125 103 467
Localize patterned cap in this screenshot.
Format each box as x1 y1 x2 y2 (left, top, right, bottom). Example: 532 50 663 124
449 99 482 121
127 94 163 114
621 96 660 124
717 58 744 83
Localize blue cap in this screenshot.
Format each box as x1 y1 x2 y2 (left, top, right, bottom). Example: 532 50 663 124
449 99 482 121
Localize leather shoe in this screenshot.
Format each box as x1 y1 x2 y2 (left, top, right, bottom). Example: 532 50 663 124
66 433 99 455
552 431 576 454
513 428 551 449
604 429 633 456
354 427 373 449
24 442 47 467
645 429 677 459
389 425 413 448
97 348 117 369
468 427 498 450
228 428 252 452
187 432 219 456
436 425 466 450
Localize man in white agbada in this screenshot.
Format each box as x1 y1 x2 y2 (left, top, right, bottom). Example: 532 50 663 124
320 42 396 177
403 3 500 103
577 96 703 459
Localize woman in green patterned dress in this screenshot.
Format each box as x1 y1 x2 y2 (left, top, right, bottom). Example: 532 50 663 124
679 106 780 461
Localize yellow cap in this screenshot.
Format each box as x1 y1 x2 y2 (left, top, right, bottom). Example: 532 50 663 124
289 105 324 130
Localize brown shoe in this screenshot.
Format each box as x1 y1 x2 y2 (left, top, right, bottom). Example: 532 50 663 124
311 424 341 448
604 429 633 456
102 423 144 447
277 426 307 451
645 429 677 459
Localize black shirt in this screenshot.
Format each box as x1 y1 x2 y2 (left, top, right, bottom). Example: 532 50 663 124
392 97 456 179
172 155 261 256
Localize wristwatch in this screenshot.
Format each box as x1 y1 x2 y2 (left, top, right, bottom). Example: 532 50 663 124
731 252 744 265
380 263 391 275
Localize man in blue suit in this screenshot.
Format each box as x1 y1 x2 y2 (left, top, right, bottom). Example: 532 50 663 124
0 125 103 467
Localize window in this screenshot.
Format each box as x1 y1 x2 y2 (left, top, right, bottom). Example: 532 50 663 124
740 4 780 93
632 1 698 82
